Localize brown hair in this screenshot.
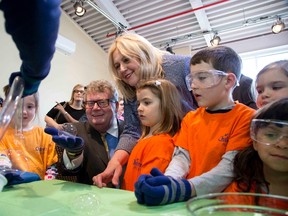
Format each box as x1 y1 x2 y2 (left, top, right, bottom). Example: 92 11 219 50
136 79 184 138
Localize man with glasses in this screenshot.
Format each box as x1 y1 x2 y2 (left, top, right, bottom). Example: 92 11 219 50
45 80 124 186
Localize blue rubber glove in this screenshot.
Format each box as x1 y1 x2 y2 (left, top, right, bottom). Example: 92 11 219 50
4 170 40 186
44 127 84 153
134 168 192 206
0 0 61 97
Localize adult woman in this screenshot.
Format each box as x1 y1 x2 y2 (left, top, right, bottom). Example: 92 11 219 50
44 84 85 182
93 33 196 187
44 84 85 130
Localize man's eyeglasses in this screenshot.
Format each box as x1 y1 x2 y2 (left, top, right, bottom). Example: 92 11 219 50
186 70 228 90
84 99 115 109
74 90 85 94
250 119 288 146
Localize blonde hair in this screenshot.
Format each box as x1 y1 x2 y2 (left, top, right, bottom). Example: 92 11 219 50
137 79 184 138
108 33 167 100
69 84 84 104
84 80 118 102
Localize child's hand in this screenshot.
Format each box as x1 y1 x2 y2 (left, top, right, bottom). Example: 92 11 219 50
44 127 84 153
134 168 192 206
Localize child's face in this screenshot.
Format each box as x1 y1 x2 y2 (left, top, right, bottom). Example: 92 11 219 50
190 62 231 110
256 69 288 108
253 120 288 173
22 95 37 128
136 88 161 134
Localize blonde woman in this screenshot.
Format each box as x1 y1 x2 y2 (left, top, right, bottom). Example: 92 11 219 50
44 84 85 131
93 33 196 188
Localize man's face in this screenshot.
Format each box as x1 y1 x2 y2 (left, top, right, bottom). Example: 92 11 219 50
85 91 116 133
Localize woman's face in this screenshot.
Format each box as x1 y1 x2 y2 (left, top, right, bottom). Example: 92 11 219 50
256 69 288 108
73 87 85 102
112 49 141 87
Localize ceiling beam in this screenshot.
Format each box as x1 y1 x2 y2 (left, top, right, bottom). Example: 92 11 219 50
189 0 213 46
93 0 132 33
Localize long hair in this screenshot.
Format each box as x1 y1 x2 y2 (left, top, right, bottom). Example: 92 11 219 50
68 84 84 105
234 97 288 192
108 33 168 100
136 79 184 138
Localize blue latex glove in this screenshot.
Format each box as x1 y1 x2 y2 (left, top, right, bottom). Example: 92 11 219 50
0 0 61 97
4 170 40 186
44 127 84 153
134 168 192 206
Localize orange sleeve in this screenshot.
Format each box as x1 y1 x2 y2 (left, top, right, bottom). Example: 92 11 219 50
123 134 175 191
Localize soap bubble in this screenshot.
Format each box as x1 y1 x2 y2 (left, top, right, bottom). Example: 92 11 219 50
58 123 77 137
71 192 101 215
6 149 30 171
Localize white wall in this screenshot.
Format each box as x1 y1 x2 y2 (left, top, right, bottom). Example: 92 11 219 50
0 11 112 127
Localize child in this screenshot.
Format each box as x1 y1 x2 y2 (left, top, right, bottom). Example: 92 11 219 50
134 46 256 206
224 97 288 196
122 79 184 191
0 93 58 180
255 60 288 108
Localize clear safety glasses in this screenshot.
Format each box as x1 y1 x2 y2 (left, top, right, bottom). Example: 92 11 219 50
250 119 288 146
186 70 228 90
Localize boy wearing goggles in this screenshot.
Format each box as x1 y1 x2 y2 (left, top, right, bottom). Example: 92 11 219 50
134 46 256 206
225 98 288 196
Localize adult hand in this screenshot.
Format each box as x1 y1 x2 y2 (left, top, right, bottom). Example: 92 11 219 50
54 103 65 113
92 159 123 188
4 170 41 185
44 127 84 153
134 168 192 206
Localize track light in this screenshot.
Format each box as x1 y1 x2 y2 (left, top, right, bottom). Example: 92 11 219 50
74 0 86 17
271 17 285 34
166 46 175 54
210 34 221 46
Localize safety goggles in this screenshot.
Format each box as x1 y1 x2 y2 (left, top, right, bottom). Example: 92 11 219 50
250 119 288 146
186 70 228 90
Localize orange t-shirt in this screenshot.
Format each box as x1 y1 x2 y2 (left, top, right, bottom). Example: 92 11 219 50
0 126 58 179
122 134 175 191
174 103 255 179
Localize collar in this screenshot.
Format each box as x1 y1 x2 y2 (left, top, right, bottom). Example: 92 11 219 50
106 117 118 137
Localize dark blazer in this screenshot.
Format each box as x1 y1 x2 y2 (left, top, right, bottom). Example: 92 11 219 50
63 119 124 186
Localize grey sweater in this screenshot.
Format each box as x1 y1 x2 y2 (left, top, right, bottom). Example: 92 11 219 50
116 54 196 153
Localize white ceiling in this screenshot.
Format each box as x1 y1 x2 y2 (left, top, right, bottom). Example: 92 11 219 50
61 0 288 53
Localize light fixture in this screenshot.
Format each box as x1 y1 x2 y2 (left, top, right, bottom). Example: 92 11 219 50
271 16 285 34
74 0 86 17
210 33 221 46
166 46 175 54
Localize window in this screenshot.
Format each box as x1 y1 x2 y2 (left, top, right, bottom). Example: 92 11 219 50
240 45 288 80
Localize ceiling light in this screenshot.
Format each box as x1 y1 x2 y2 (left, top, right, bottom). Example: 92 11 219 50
74 1 86 17
271 17 285 34
166 46 175 54
210 34 221 46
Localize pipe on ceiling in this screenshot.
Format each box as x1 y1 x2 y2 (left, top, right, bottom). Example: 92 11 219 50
106 0 229 37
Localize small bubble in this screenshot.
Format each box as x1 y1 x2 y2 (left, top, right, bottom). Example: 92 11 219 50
71 192 101 215
58 123 77 137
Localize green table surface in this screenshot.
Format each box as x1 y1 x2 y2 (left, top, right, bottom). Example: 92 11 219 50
0 180 187 216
